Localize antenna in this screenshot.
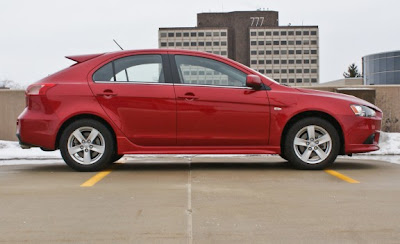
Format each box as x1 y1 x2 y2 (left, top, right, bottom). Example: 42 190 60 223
113 39 124 50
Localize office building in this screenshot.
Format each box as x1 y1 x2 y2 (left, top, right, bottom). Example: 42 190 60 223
363 50 400 85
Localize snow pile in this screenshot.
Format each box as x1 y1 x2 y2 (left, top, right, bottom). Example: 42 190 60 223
0 140 60 160
367 132 400 155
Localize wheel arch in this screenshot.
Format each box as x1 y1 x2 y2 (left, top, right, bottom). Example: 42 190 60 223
55 113 117 151
280 111 345 156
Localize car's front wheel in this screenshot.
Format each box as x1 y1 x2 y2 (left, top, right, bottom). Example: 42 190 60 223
284 117 340 170
59 119 114 172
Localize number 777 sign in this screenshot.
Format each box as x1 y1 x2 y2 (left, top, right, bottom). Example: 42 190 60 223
250 17 264 27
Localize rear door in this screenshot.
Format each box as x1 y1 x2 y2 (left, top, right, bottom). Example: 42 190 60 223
88 53 176 146
171 54 270 146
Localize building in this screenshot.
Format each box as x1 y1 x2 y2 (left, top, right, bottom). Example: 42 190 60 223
159 11 319 86
363 50 400 85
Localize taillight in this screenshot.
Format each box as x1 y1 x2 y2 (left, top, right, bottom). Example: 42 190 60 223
26 83 56 95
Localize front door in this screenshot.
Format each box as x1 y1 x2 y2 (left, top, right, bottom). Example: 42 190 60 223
171 54 270 146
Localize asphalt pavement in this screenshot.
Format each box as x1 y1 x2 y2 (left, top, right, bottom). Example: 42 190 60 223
0 156 400 244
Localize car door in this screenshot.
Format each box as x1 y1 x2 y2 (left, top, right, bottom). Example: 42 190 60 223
89 54 176 146
171 54 270 146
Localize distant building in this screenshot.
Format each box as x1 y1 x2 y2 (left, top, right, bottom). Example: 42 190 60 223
319 78 363 86
363 50 400 85
159 11 319 86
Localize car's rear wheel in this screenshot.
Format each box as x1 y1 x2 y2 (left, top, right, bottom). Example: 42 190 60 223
59 119 114 172
284 117 340 170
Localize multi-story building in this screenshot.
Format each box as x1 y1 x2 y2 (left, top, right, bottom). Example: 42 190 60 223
363 50 400 85
159 11 319 85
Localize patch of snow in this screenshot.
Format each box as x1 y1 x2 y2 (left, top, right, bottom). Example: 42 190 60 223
364 132 400 155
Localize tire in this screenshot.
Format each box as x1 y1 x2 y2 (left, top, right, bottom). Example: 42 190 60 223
59 119 114 172
284 117 340 170
111 154 124 163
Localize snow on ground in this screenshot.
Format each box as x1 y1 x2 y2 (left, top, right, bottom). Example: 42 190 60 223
0 132 399 166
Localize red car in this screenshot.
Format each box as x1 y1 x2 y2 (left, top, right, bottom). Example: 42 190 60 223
17 49 382 171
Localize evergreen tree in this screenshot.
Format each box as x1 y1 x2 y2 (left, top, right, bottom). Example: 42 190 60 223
343 63 362 78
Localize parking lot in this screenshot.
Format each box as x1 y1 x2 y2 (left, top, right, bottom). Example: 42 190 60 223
1 155 400 243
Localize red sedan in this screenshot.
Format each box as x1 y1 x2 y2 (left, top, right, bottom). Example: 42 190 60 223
17 49 382 171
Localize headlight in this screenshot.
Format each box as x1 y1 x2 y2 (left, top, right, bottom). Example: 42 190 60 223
350 105 376 117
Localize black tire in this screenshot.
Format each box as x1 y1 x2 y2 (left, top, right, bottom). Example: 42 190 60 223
59 119 114 172
111 154 124 163
284 117 340 170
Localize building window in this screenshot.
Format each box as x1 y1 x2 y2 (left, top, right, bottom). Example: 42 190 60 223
183 32 189 37
221 51 227 55
266 60 272 64
304 69 310 73
251 60 257 64
282 78 287 83
266 41 272 45
161 42 167 47
258 60 265 64
311 40 317 45
266 69 272 73
214 41 220 46
191 32 197 37
221 41 227 46
221 32 227 36
304 78 310 83
274 60 279 64
274 69 280 73
281 50 287 55
251 50 257 55
266 50 272 55
176 42 182 46
168 42 174 46
296 60 302 64
281 31 287 36
303 31 309 35
191 42 197 46
258 31 264 36
281 69 287 73
296 78 302 83
183 42 189 46
304 60 310 64
198 32 204 37
214 51 220 55
273 31 279 36
259 69 265 74
275 79 280 82
266 31 272 36
251 41 257 46
160 33 167 37
304 50 310 54
258 50 265 55
311 50 317 54
281 60 287 64
311 59 317 64
289 50 295 55
274 50 279 55
258 41 264 45
296 69 302 73
206 42 212 46
289 69 295 73
273 41 279 45
289 60 295 64
311 78 318 83
281 41 287 45
311 31 317 35
311 69 317 73
296 40 302 45
213 32 219 36
198 42 204 46
288 31 294 35
176 33 182 37
168 33 174 37
303 40 310 45
251 31 256 36
289 78 295 83
206 32 212 36
296 50 302 54
296 31 301 35
288 41 294 45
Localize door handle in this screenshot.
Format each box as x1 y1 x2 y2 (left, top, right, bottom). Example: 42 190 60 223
97 89 117 98
178 92 198 101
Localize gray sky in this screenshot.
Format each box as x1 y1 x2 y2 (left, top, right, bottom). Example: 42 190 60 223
0 0 399 87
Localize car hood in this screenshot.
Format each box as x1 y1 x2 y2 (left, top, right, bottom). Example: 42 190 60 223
294 87 382 112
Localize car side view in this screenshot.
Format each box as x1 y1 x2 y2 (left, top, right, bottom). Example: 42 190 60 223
17 49 382 171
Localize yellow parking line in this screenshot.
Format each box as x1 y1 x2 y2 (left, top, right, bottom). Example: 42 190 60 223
80 169 112 187
324 169 360 184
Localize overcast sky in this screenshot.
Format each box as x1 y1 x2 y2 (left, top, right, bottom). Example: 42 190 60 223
0 0 399 86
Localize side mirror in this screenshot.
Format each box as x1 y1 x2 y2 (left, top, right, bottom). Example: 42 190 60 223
246 75 262 90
